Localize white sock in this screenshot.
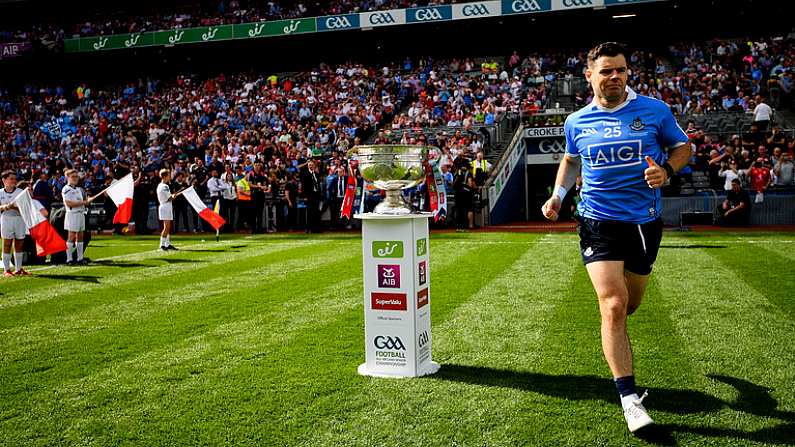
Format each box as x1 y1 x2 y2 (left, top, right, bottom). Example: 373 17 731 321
159 236 166 248
67 241 76 262
76 242 84 261
621 393 640 409
13 251 23 272
2 253 11 272
166 235 171 246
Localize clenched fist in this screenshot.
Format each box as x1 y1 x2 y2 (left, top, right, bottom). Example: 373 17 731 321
541 196 562 221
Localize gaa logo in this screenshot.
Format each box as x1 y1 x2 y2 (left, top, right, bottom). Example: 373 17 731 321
511 0 543 13
367 12 397 25
377 264 400 288
462 3 491 16
374 335 406 350
561 0 593 7
373 240 403 258
324 16 353 29
538 139 566 153
414 8 443 21
418 331 429 348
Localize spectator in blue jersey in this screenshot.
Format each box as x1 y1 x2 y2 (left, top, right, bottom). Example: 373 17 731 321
541 42 692 434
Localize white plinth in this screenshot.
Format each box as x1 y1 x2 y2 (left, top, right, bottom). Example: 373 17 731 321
355 212 439 378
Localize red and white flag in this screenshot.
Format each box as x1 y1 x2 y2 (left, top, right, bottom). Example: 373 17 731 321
105 173 134 224
182 186 225 231
14 189 67 256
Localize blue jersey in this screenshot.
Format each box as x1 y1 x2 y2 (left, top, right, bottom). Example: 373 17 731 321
565 88 689 223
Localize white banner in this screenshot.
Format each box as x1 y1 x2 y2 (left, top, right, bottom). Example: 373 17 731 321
524 126 565 138
452 1 501 19
359 9 406 28
551 0 605 11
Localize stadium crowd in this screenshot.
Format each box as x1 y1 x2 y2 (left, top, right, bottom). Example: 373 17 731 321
1 53 522 233
2 35 794 235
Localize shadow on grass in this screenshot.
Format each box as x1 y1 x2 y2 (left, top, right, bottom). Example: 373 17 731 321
435 365 794 445
179 248 241 253
90 259 149 268
660 245 727 249
155 258 206 264
34 274 100 283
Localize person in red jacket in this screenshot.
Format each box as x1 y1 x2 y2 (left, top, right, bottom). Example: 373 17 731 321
749 159 771 193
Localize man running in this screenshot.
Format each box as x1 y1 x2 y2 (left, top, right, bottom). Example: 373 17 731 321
541 42 691 433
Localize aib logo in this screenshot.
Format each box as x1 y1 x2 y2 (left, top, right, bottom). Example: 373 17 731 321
373 241 403 258
416 238 427 256
377 265 400 288
418 261 427 286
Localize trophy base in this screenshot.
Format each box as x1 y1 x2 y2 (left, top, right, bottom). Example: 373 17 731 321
373 189 414 216
357 361 440 378
373 189 414 215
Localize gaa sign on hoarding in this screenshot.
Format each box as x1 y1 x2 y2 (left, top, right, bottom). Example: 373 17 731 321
525 127 567 165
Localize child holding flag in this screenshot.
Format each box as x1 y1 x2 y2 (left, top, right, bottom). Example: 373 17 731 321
62 169 95 265
157 169 178 251
0 171 28 276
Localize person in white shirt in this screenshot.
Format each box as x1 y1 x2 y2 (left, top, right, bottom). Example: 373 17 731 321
718 161 744 191
752 96 772 131
157 169 178 251
62 169 95 265
206 169 224 212
0 171 27 276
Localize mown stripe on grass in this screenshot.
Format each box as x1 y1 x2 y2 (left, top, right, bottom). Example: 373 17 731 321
653 246 795 437
1 237 255 296
79 236 534 446
704 243 795 321
0 245 359 404
499 237 738 447
226 236 534 447
0 241 479 446
0 241 351 364
300 234 580 447
0 238 271 308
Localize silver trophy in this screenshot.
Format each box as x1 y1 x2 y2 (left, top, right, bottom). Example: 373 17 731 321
349 145 430 215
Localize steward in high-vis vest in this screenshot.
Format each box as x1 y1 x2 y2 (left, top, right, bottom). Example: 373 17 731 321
234 170 253 230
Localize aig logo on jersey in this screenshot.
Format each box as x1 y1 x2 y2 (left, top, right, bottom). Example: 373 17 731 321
585 140 643 170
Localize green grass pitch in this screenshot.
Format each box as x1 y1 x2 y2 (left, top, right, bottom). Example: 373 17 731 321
0 231 793 446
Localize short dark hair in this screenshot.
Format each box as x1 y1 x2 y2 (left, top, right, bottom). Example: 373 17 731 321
731 178 741 185
587 42 628 66
1 170 16 180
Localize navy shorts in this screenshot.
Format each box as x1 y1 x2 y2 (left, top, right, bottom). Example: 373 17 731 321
576 216 663 276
